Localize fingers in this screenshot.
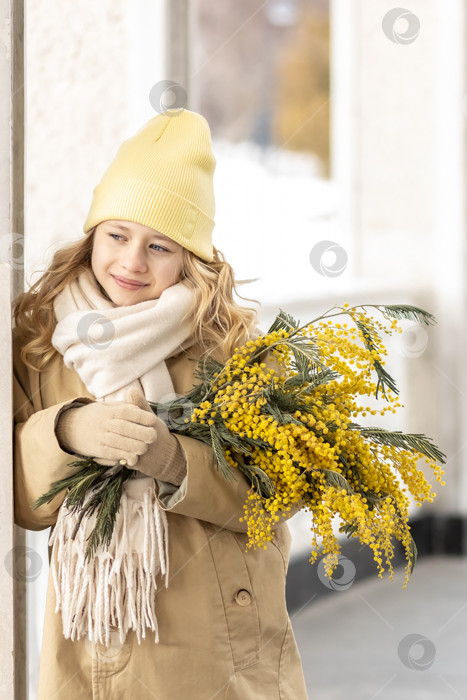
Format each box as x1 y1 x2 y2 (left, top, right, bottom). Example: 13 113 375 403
99 418 158 467
108 433 152 456
109 403 157 428
107 417 157 445
125 387 151 412
88 396 159 466
94 441 149 468
94 451 139 467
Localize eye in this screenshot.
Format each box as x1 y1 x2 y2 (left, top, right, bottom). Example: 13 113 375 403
108 233 168 252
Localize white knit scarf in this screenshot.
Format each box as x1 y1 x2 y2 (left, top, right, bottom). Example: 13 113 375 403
49 268 197 647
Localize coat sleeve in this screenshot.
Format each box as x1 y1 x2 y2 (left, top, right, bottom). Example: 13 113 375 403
12 329 95 531
156 337 300 532
156 434 252 532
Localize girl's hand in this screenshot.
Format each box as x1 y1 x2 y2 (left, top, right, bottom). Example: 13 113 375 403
125 388 187 485
55 391 158 467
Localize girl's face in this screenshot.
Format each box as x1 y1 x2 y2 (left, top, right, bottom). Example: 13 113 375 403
91 220 184 305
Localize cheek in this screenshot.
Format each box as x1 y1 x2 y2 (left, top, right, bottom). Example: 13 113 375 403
168 260 183 283
91 249 108 280
171 253 184 280
91 241 110 268
154 257 181 280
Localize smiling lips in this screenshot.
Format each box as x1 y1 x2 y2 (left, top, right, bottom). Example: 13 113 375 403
112 275 149 289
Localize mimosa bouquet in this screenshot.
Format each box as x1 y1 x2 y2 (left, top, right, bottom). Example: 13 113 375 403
34 303 446 587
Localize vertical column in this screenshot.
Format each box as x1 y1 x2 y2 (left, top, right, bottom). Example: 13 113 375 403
0 0 25 698
165 0 198 110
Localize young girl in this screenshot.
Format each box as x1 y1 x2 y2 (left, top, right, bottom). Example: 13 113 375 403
12 108 309 699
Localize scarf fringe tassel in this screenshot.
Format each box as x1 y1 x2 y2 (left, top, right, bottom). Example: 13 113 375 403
49 479 169 647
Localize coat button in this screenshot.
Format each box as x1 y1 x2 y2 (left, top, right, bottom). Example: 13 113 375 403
235 589 252 607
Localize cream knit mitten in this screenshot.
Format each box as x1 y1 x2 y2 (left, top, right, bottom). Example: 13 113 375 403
55 389 187 485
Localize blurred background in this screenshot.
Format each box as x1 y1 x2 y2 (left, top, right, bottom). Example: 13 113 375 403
21 0 467 697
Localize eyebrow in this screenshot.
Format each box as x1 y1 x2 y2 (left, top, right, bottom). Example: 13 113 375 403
108 222 172 242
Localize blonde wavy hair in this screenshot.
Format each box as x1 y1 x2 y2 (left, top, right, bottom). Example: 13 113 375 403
12 226 262 373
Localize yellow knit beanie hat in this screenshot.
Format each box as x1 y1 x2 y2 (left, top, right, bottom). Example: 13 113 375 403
82 109 216 262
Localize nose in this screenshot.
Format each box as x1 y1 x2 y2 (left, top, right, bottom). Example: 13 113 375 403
120 243 148 272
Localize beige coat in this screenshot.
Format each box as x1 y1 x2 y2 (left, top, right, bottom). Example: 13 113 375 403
13 326 309 700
